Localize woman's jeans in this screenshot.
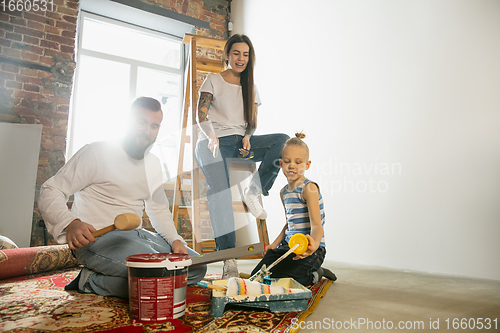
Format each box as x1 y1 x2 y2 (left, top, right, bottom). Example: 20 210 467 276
74 229 207 298
194 133 289 251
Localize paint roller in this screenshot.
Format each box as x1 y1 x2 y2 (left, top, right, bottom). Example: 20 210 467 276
91 213 142 237
249 233 309 283
225 277 303 296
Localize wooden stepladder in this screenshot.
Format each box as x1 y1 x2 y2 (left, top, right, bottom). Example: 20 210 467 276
172 34 268 257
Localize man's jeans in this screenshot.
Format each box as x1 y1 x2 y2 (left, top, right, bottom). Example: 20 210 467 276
195 133 289 251
74 229 207 298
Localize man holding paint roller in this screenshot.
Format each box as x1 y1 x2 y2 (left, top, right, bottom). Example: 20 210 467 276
38 97 207 298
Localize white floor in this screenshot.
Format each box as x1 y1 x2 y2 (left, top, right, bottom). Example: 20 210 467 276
206 259 500 332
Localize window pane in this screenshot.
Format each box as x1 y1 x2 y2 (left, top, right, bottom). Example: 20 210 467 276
136 67 182 182
70 56 130 154
81 17 180 68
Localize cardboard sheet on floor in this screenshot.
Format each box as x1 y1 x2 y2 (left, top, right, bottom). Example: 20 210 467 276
0 123 42 248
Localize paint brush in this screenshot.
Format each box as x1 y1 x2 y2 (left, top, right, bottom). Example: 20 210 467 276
197 281 227 291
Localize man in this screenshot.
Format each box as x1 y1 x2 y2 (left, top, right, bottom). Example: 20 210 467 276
38 97 206 298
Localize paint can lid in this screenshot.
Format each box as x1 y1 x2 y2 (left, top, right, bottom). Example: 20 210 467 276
126 253 192 269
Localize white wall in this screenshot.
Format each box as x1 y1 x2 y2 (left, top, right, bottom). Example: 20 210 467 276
231 0 500 280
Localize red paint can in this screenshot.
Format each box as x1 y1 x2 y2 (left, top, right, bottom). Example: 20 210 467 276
126 253 192 321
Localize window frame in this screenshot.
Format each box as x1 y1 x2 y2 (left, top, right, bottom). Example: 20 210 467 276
67 11 187 158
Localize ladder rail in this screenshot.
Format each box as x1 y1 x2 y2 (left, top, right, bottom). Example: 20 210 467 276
190 37 203 254
172 33 269 256
172 57 192 228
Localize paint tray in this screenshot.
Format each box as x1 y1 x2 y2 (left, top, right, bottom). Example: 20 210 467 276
209 278 312 318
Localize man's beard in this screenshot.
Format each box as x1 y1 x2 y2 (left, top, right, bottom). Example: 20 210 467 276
122 134 154 160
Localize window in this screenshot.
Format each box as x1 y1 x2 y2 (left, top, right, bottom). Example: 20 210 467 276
67 12 185 181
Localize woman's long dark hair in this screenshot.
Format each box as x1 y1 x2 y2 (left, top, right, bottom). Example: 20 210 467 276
224 34 256 130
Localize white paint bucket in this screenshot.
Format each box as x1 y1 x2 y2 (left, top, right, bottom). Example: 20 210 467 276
126 253 192 321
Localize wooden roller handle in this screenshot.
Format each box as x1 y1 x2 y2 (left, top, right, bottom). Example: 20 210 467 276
91 225 116 238
90 213 141 238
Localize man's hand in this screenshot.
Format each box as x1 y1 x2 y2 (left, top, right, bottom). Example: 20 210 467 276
171 239 189 255
65 219 97 250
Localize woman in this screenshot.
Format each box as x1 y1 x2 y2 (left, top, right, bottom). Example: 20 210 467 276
195 34 288 278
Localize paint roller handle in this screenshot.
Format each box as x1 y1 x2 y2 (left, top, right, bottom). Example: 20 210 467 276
249 264 268 282
249 234 309 282
267 244 299 271
91 225 116 238
249 245 299 282
197 281 227 291
90 213 141 238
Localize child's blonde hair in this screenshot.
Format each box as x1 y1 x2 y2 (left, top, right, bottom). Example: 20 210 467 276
284 132 309 159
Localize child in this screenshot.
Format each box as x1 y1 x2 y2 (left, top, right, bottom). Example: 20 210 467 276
250 133 336 286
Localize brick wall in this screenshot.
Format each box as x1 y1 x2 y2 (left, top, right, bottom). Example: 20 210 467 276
0 0 228 247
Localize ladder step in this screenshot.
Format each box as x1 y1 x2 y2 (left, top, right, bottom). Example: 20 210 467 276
182 33 225 50
178 171 191 179
177 205 207 216
164 183 191 191
177 171 206 181
177 202 249 215
196 58 224 73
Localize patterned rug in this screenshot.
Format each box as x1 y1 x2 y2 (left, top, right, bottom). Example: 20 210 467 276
0 268 332 332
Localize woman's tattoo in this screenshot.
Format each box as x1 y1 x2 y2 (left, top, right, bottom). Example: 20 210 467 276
245 127 256 136
198 92 213 122
245 103 258 135
197 92 215 137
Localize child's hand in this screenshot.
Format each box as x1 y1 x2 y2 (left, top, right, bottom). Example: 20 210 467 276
265 240 280 254
293 234 318 260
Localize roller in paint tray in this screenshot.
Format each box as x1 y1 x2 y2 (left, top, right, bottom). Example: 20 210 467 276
197 277 304 296
226 277 303 296
209 276 312 318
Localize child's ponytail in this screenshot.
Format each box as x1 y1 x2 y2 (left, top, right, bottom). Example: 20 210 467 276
284 132 309 158
294 132 306 140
